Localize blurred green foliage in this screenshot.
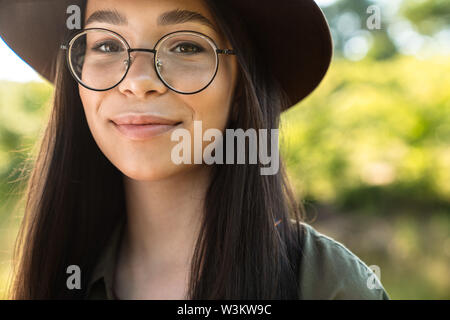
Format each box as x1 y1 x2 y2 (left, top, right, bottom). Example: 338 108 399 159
281 55 450 212
0 81 53 202
321 0 450 60
0 81 53 299
400 0 450 35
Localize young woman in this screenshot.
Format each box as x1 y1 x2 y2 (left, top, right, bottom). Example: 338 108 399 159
1 0 389 299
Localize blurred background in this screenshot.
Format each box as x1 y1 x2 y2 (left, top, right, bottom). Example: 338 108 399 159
0 0 449 299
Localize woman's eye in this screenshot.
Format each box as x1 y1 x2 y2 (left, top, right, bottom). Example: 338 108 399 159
173 42 203 54
92 41 122 53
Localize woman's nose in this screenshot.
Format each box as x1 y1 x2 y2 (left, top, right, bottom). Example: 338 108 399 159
118 53 168 99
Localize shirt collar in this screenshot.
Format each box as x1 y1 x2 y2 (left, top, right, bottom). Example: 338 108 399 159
86 216 126 299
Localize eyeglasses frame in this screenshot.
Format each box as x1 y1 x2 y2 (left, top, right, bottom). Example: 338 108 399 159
60 27 237 94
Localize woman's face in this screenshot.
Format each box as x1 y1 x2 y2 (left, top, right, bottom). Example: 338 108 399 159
80 0 238 180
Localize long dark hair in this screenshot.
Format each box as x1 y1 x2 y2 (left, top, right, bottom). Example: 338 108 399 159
8 0 306 299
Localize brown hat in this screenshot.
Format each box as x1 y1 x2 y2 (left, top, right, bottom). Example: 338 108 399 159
0 0 333 111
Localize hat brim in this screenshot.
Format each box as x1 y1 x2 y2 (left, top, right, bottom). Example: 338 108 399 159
0 0 332 111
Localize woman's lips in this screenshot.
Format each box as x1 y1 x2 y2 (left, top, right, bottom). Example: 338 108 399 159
112 122 182 140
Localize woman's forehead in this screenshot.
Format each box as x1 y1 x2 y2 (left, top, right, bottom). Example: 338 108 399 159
84 0 227 45
84 0 219 31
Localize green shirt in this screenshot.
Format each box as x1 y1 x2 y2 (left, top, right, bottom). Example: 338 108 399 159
85 218 390 300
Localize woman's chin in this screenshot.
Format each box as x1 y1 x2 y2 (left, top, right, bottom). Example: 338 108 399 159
118 161 192 182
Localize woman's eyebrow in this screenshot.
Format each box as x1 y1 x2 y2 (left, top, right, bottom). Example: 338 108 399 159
85 9 126 26
85 8 219 33
158 9 218 33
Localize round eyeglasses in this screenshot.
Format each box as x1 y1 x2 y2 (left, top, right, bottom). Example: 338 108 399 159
60 28 236 94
